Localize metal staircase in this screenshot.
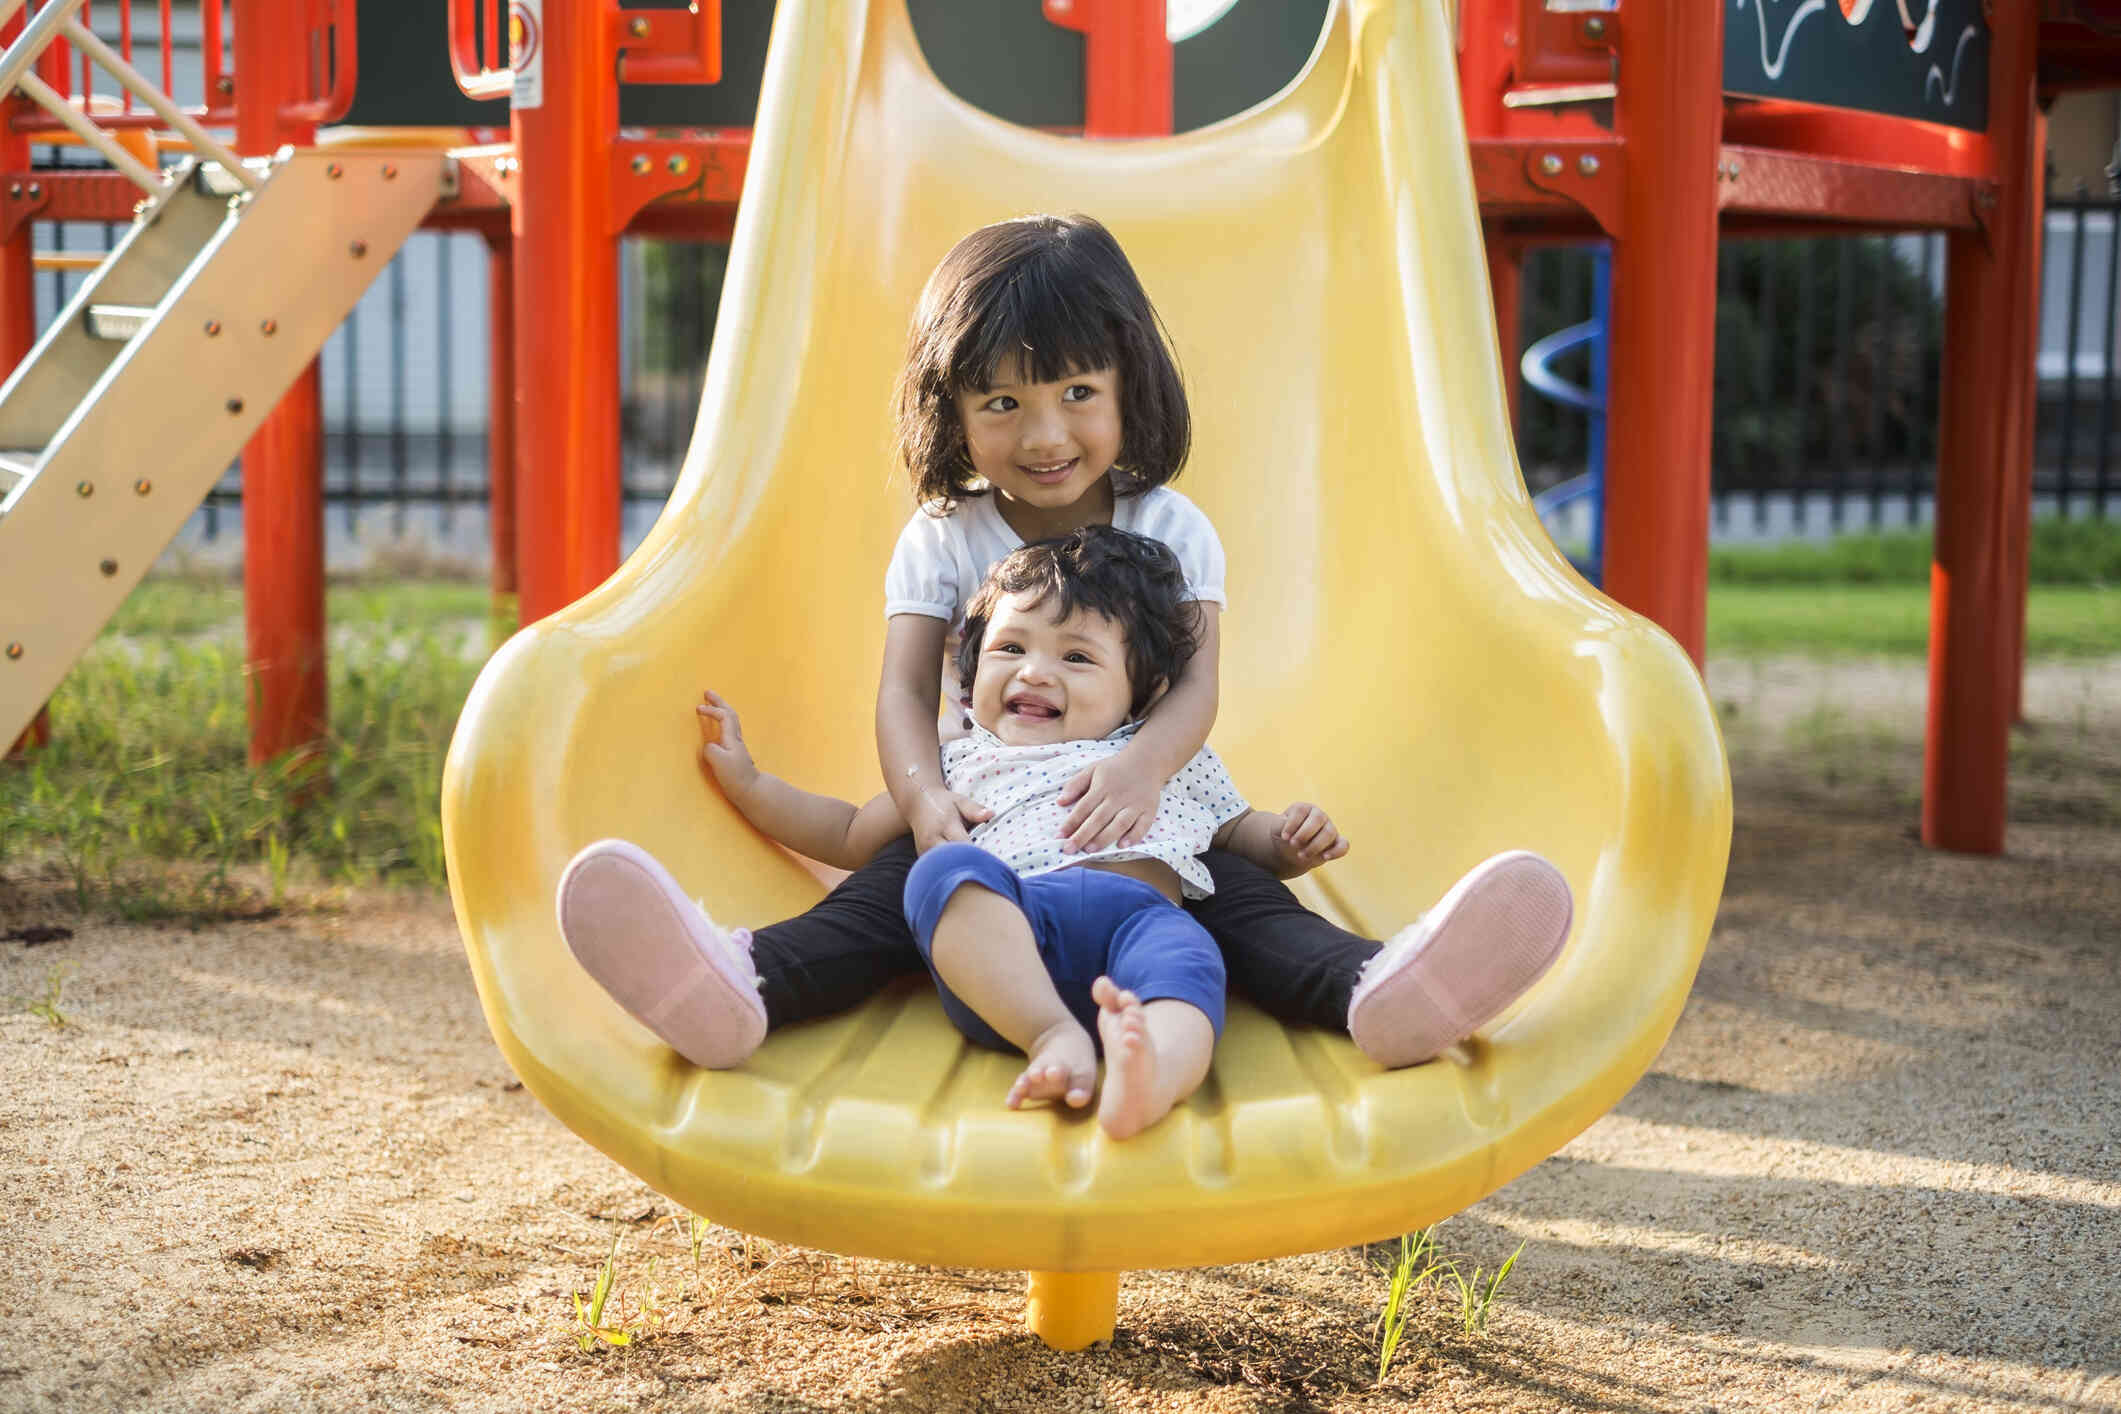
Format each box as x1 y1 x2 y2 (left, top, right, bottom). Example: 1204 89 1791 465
0 0 446 746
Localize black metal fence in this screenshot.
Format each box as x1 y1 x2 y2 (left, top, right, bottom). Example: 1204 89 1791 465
29 162 2121 545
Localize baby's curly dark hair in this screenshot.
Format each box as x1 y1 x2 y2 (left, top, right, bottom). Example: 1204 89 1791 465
956 525 1202 719
894 214 1190 512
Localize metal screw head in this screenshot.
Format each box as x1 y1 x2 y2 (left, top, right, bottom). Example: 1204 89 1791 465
25 182 40 198
382 164 398 180
327 162 344 180
133 478 152 496
629 15 649 36
1584 15 1607 38
1539 153 1564 176
666 155 690 175
226 397 245 415
7 183 19 198
204 319 222 337
217 76 234 95
349 240 368 258
631 154 651 175
5 643 21 661
260 318 278 336
75 480 93 498
1578 153 1601 176
99 558 118 578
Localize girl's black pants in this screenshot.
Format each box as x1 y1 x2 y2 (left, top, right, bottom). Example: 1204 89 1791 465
749 836 1380 1034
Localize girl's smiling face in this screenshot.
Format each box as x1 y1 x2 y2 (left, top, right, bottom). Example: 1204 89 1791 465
955 361 1123 522
969 590 1136 747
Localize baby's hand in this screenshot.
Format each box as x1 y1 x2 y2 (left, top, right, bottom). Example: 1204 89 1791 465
696 690 760 798
1057 755 1163 854
909 786 992 854
1269 802 1349 876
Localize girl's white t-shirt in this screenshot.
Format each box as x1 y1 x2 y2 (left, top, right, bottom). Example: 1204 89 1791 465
883 484 1228 633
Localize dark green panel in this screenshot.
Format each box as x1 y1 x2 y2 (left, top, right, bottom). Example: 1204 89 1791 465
1174 0 1328 132
1723 0 1988 132
905 0 1086 128
340 0 505 128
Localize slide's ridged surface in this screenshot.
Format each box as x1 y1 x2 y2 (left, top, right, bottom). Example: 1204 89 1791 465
441 0 1732 1272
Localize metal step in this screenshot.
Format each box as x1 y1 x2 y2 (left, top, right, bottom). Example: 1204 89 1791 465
83 304 154 342
0 449 34 499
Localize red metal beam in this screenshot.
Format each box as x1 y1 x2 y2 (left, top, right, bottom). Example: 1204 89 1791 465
1925 2 2040 854
1600 1 1723 668
1043 0 1172 138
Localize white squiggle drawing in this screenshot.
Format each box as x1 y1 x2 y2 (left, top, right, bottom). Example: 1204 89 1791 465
1924 24 1979 106
1736 0 1830 82
1900 0 1939 53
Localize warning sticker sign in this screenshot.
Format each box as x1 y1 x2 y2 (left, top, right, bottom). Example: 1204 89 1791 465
510 0 543 109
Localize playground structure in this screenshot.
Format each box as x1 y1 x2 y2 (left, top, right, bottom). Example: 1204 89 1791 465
0 0 2107 1351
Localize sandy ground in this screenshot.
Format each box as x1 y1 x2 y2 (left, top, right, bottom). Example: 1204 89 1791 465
3 658 2118 1414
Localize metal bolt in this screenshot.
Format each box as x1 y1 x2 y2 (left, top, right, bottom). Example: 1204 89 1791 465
26 182 40 199
349 239 368 258
629 15 649 37
1727 159 1743 179
1578 153 1600 177
631 154 651 174
217 76 234 95
75 481 93 498
382 164 398 180
5 643 21 661
133 478 152 496
204 319 222 337
7 183 19 198
226 397 244 415
1584 15 1607 38
260 318 278 336
1539 153 1563 177
666 154 690 175
327 162 344 180
99 558 118 577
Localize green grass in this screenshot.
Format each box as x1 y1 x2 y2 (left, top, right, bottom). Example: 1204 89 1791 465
3 578 487 918
1706 515 2121 587
1707 584 2119 660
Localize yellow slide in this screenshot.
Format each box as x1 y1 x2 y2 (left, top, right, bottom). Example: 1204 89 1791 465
442 0 1730 1344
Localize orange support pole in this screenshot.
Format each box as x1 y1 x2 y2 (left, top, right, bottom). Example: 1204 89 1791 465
485 230 518 631
1487 234 1523 433
233 4 325 764
512 0 623 624
1924 7 2039 855
2 77 45 759
2001 109 2047 726
1045 0 1171 137
1601 1 1722 666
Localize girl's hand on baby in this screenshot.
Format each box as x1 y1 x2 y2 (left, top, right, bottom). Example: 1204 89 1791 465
1057 758 1162 855
909 787 992 853
1273 802 1349 875
696 690 760 796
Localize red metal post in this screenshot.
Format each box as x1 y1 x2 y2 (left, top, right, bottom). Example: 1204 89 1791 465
1601 1 1722 666
2 70 46 758
2002 109 2048 726
1044 0 1172 137
1924 4 2038 855
485 229 518 630
1486 233 1523 433
233 3 325 764
511 0 624 623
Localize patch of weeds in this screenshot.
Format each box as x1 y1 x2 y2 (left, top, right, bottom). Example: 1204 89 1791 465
569 1232 678 1353
15 965 72 1028
1368 1223 1528 1381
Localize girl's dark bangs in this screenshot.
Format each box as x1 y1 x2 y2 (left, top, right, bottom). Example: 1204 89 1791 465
952 258 1117 391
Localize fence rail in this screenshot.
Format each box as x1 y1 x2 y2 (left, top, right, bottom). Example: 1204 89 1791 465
21 159 2121 551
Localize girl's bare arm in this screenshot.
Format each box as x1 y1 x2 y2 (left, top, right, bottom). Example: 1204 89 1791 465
877 614 991 852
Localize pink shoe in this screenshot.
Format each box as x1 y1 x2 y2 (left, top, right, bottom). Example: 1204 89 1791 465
555 838 767 1069
1346 850 1573 1069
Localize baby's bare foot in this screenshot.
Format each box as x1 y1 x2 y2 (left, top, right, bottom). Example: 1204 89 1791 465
1007 1019 1096 1111
1093 977 1165 1140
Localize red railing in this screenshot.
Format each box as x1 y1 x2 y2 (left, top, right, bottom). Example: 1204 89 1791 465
9 0 356 135
449 0 722 102
448 0 509 102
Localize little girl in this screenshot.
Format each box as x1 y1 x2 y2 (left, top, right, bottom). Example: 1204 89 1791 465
556 213 1574 1079
680 526 1361 1137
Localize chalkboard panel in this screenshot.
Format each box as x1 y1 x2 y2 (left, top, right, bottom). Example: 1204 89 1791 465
1724 0 1988 132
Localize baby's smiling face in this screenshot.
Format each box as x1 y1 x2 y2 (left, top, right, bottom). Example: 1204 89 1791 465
968 590 1136 747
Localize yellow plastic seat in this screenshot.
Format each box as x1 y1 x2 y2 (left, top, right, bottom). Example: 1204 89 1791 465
441 0 1730 1347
